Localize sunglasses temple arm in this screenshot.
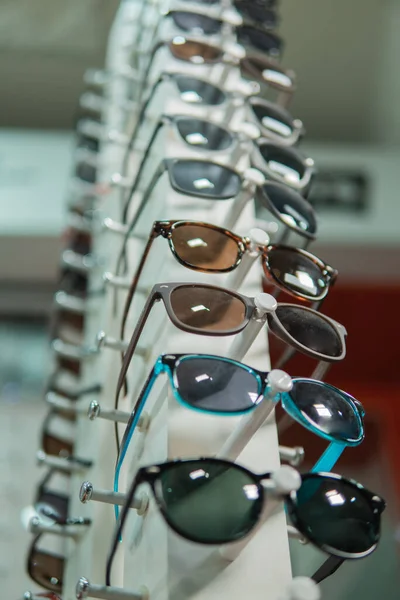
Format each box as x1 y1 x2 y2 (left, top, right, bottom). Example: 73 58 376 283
119 76 163 188
123 119 165 220
216 370 292 462
310 360 331 381
122 161 166 239
115 292 159 401
106 472 145 586
310 442 346 473
120 232 158 341
114 364 160 500
312 556 345 583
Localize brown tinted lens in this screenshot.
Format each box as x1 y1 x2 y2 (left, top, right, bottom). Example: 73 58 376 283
170 285 246 332
42 433 73 457
266 248 328 299
171 225 240 271
28 549 64 593
170 38 222 63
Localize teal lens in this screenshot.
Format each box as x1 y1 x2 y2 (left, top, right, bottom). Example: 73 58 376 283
156 460 263 543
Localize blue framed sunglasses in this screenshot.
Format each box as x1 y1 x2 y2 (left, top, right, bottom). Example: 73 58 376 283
114 353 365 514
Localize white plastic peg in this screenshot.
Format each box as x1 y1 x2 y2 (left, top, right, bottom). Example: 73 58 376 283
278 577 321 600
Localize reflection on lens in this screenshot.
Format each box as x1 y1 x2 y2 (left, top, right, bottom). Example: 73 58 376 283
237 26 282 56
284 380 363 442
175 76 226 105
171 11 222 35
170 38 222 63
171 160 241 199
171 285 246 332
273 305 343 357
240 56 294 91
260 145 305 185
261 182 317 235
157 460 263 542
171 224 240 271
176 118 233 151
250 102 294 139
234 0 279 27
292 475 380 553
266 247 328 299
176 356 262 412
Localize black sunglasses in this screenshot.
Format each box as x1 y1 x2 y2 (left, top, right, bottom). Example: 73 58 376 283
34 469 91 527
105 458 385 585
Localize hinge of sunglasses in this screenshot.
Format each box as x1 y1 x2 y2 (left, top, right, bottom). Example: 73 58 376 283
76 577 148 600
29 516 90 538
54 291 87 315
87 400 150 433
36 451 92 473
79 482 148 515
217 369 291 462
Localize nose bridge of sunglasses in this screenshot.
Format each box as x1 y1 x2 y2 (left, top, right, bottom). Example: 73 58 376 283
217 368 292 461
226 227 270 290
224 167 265 231
224 292 277 363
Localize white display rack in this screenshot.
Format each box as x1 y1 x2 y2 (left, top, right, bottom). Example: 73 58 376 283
27 2 321 600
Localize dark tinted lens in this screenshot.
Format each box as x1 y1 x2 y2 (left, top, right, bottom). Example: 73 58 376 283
266 248 328 299
171 11 222 35
170 39 222 63
36 491 69 523
28 549 64 592
261 182 317 236
157 460 263 542
175 356 262 412
176 118 232 150
234 0 279 26
171 224 240 270
259 144 305 184
58 269 88 298
175 76 226 105
171 161 241 199
273 305 343 357
237 26 282 56
251 103 294 140
75 162 96 183
170 285 246 332
285 380 362 442
291 475 380 554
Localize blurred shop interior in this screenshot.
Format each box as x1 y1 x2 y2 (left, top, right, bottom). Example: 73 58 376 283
0 0 399 598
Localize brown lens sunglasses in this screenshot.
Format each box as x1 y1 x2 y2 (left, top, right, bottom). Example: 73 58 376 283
26 534 64 594
116 282 347 419
118 220 337 340
40 409 91 469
